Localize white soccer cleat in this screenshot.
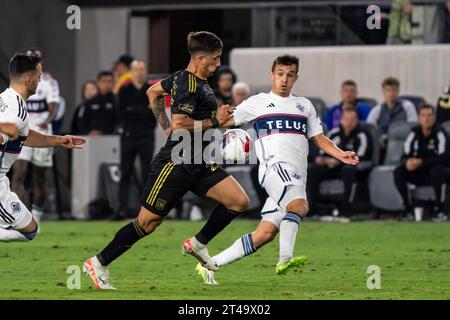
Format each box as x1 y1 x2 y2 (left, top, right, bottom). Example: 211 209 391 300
196 263 218 285
82 256 116 290
182 237 218 271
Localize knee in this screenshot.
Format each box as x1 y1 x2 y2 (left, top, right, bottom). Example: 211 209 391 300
137 213 163 234
286 200 309 218
227 193 250 213
254 228 278 245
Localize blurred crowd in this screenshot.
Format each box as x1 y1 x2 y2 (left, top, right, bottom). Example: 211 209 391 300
10 41 450 223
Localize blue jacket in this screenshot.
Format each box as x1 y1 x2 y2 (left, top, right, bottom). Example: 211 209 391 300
324 101 371 130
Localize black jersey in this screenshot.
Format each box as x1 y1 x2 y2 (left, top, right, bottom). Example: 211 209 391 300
153 70 218 166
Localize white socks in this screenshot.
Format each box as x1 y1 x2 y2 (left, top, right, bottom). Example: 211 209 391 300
212 234 256 267
0 228 28 242
279 212 302 263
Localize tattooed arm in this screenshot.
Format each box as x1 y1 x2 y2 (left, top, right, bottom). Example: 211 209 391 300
147 82 172 135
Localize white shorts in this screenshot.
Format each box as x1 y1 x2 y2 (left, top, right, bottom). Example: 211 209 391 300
18 146 53 167
259 161 307 228
0 178 33 230
18 124 53 167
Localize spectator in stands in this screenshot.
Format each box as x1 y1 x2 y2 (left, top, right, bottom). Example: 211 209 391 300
80 71 118 135
367 77 417 160
394 104 450 221
324 80 371 130
231 82 250 106
71 80 98 134
211 66 236 106
113 54 134 94
437 84 450 123
384 0 413 44
307 109 373 217
111 60 157 220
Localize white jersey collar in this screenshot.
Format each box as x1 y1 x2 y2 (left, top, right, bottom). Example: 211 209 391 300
269 91 294 102
8 87 27 104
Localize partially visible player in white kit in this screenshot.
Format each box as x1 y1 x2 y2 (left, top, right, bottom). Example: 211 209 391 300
10 48 60 222
196 55 359 284
0 53 85 242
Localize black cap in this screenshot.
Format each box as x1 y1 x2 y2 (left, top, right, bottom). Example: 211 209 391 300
115 54 134 68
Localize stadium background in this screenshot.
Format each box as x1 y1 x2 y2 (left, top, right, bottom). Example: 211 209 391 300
1 0 449 220
1 0 450 300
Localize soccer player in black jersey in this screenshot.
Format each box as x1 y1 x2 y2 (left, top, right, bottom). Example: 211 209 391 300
83 31 249 289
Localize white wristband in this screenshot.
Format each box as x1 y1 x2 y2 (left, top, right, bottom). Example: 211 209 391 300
0 132 9 145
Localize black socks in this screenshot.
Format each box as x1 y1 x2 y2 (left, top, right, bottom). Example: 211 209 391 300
97 219 148 266
195 205 241 245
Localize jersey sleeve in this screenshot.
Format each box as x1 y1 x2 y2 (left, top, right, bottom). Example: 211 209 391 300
165 72 198 117
160 73 175 94
306 99 323 139
0 95 23 126
233 96 259 126
46 78 60 104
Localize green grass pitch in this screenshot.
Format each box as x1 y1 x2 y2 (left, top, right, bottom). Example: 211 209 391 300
1 220 449 300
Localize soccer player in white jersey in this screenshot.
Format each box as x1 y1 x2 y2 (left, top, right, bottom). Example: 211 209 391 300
196 55 359 284
10 49 60 222
0 53 85 243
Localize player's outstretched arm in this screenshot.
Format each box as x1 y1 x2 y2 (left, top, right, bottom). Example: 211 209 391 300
312 133 359 166
171 104 234 132
0 123 20 142
147 82 171 135
24 129 86 149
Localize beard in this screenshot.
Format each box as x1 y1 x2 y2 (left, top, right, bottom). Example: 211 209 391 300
27 85 38 97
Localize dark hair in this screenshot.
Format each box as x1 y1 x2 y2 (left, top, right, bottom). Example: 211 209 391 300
115 54 134 68
81 80 98 101
187 31 223 55
271 55 299 73
418 103 435 115
9 53 42 80
97 71 114 81
382 77 400 88
342 80 357 88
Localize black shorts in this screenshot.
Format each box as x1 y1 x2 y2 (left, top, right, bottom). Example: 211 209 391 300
140 161 229 216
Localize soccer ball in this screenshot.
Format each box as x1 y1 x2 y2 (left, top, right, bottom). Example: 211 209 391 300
221 129 250 163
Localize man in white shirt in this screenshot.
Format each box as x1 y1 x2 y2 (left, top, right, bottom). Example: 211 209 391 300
0 53 85 242
10 49 61 221
195 55 359 284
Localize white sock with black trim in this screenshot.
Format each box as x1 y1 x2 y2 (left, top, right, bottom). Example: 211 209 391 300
279 212 302 264
212 234 256 267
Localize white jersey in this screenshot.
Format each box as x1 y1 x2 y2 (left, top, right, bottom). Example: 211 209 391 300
26 72 59 130
0 88 30 181
233 91 323 172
